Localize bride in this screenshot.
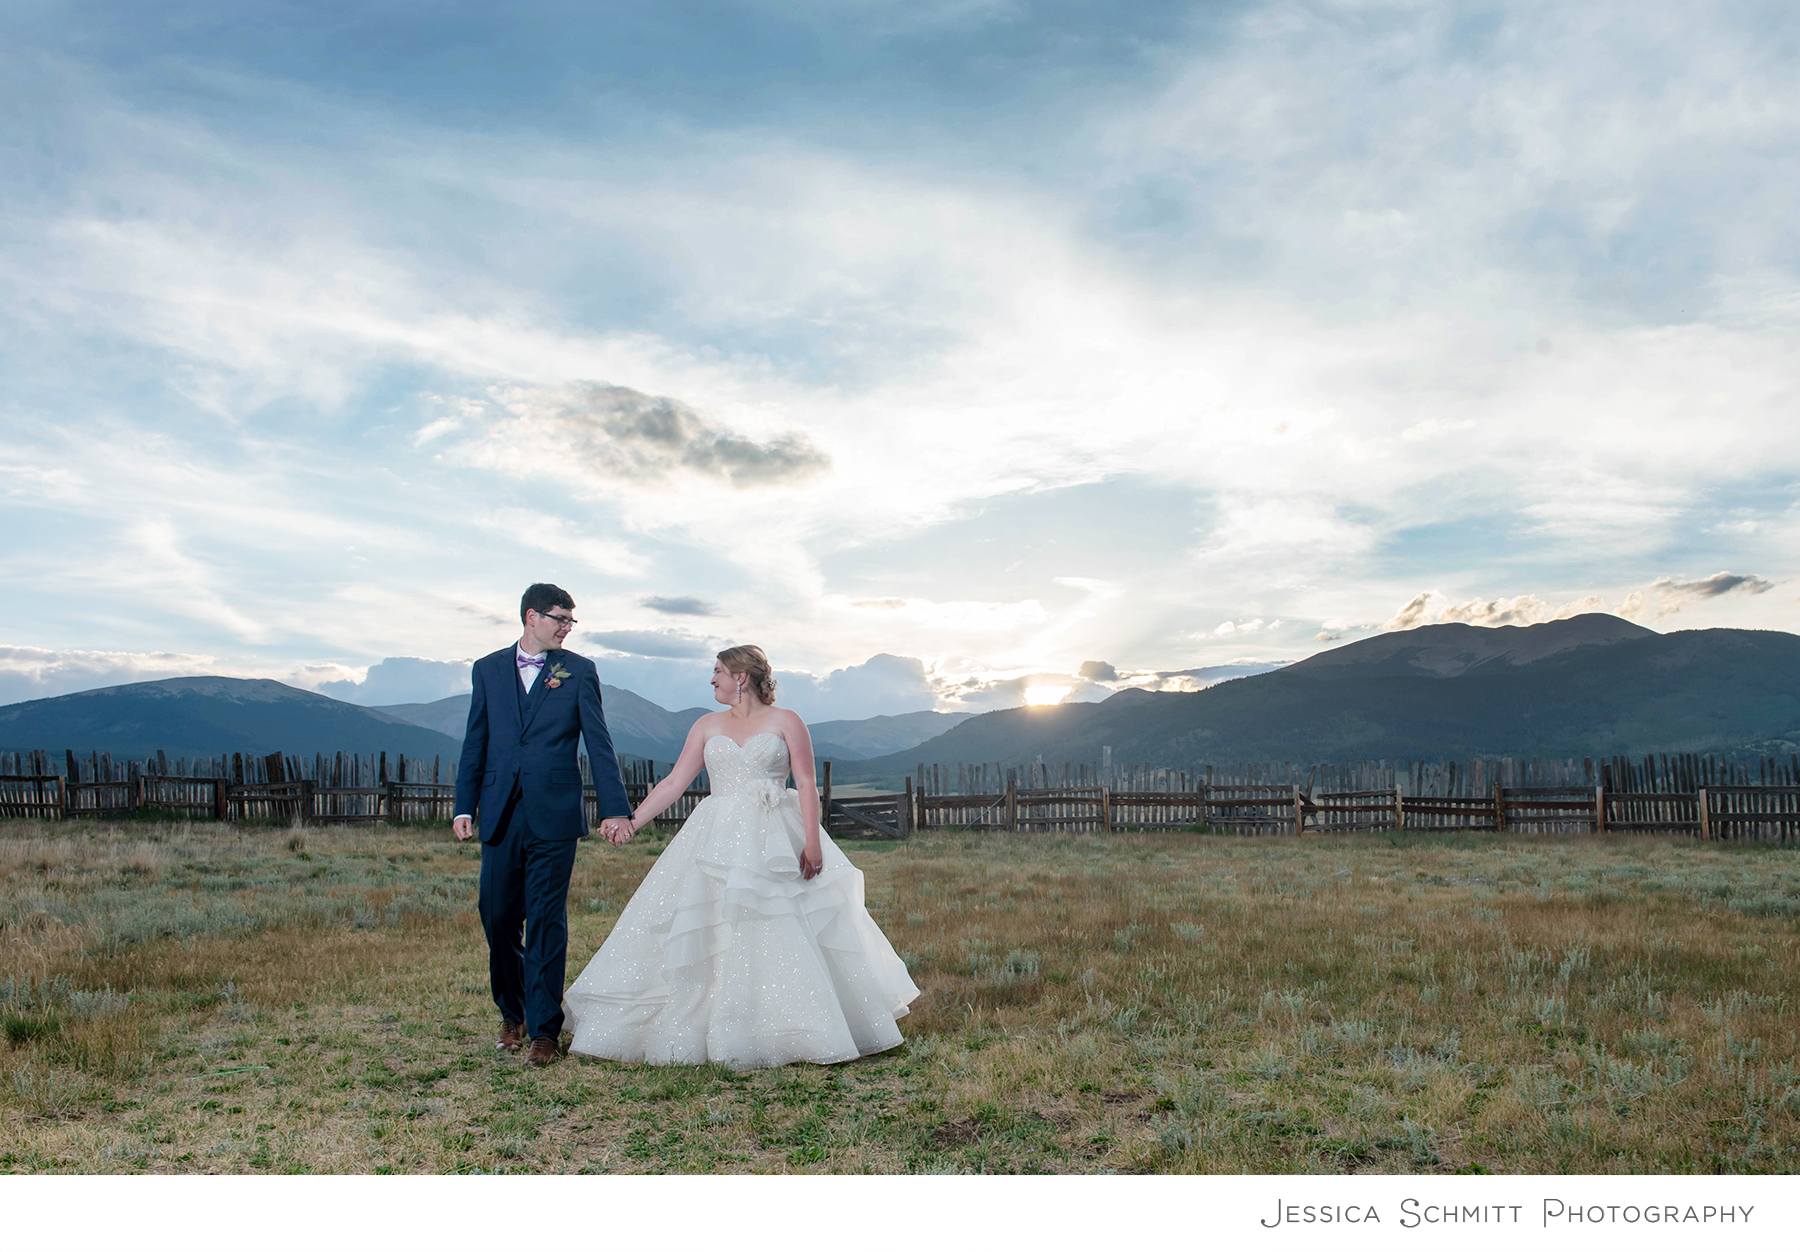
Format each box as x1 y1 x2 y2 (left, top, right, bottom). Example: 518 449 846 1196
563 645 920 1069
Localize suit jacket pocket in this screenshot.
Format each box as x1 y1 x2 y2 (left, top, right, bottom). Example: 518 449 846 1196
482 771 498 787
550 768 580 786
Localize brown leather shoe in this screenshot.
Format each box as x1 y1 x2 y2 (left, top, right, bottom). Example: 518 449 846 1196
497 1020 525 1053
525 1036 559 1067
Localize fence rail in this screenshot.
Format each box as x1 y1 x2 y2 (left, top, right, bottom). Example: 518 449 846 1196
899 751 1800 842
0 747 717 829
4 747 1798 842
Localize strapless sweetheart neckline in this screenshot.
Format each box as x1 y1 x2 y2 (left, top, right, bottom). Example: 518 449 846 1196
706 730 784 751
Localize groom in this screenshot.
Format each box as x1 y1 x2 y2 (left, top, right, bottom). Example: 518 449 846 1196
453 583 633 1067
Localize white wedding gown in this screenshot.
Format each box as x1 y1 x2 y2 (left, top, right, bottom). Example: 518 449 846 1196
564 732 920 1069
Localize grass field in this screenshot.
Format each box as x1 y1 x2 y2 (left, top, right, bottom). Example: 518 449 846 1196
2 817 1796 1174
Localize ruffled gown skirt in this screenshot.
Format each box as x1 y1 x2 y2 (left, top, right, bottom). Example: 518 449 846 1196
564 774 919 1069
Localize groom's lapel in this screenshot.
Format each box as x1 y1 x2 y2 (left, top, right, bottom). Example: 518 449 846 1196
519 649 558 734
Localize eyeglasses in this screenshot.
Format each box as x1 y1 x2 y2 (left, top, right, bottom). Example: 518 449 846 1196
536 612 577 627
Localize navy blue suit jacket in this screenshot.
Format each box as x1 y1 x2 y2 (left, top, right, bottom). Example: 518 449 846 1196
454 646 632 844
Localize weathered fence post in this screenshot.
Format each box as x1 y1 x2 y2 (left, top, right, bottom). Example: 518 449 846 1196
900 777 914 838
1394 785 1404 831
301 779 317 826
1292 784 1304 836
1697 788 1711 841
1494 782 1507 832
214 777 229 823
386 780 401 825
1594 784 1606 834
1004 775 1018 832
1100 787 1112 833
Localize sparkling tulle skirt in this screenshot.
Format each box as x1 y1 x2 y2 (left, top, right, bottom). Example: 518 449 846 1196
563 788 919 1069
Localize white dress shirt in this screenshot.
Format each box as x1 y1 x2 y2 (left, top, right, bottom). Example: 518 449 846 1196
517 645 547 692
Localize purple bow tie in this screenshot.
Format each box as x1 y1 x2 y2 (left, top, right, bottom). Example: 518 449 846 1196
517 654 546 670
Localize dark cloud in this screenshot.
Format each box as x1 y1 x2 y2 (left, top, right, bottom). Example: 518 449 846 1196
516 383 829 487
1078 660 1118 681
588 630 716 659
1656 571 1773 599
456 603 512 627
641 595 720 617
1642 570 1775 621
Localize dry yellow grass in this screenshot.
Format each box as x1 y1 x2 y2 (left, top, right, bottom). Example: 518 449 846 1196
2 817 1796 1173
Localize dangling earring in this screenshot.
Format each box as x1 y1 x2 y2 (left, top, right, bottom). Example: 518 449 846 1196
734 680 744 707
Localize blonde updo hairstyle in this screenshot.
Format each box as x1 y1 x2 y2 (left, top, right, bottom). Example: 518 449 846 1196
717 645 778 705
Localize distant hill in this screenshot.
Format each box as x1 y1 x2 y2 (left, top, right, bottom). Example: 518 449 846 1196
832 616 1800 786
0 677 461 762
365 696 471 740
0 671 973 772
373 687 713 763
1286 613 1657 676
806 710 974 759
373 695 971 764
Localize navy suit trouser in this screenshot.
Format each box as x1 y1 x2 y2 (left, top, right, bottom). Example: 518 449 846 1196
478 798 580 1040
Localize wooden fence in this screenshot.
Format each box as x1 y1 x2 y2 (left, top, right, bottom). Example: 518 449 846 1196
899 752 1800 841
4 747 1797 842
0 748 714 829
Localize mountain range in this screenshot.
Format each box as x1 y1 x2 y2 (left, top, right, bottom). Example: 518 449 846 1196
367 692 969 762
0 676 970 766
831 615 1800 786
6 615 1794 780
0 677 462 762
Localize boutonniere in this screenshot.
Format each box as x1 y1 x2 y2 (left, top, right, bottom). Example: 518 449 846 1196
546 663 572 689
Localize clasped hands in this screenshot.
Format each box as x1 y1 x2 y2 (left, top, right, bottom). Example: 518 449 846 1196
597 815 637 846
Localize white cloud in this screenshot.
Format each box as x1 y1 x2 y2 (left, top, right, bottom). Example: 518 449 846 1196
1210 618 1281 637
1382 592 1607 632
1382 573 1776 633
314 656 473 706
0 7 1796 714
0 645 223 706
1401 418 1477 443
776 653 940 721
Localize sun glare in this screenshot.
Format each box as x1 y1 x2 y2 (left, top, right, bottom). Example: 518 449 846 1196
1023 685 1071 706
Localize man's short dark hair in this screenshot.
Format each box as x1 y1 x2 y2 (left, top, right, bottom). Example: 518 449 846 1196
520 583 575 625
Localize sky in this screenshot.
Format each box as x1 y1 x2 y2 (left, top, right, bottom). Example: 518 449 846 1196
1 1 1795 721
